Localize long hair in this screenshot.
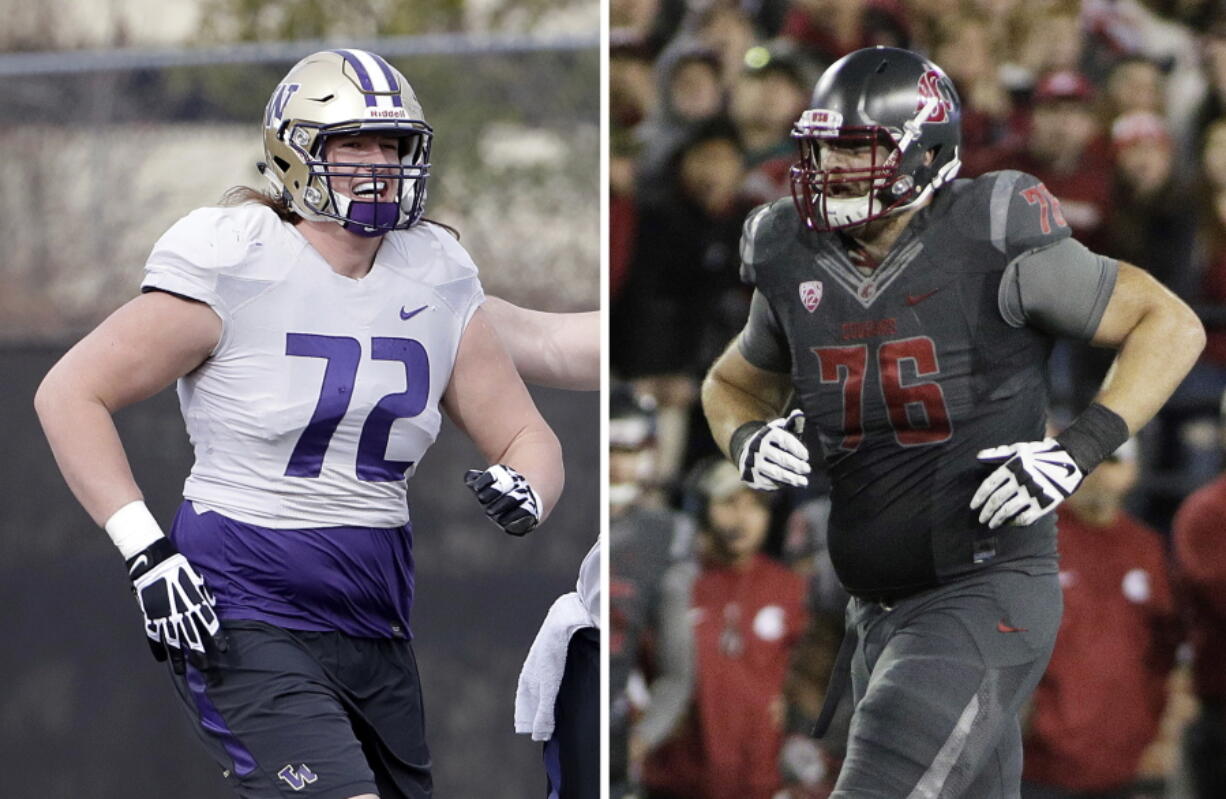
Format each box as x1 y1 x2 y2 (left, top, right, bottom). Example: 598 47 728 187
220 186 300 223
218 185 459 239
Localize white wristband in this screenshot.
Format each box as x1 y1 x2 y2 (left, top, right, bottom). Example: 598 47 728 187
104 500 165 559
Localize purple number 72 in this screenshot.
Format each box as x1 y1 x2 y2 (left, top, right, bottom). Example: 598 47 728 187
284 333 430 482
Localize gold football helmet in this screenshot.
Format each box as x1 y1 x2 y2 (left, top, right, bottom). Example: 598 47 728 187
261 49 432 236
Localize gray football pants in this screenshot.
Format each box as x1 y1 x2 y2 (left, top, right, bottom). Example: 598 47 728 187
832 562 1062 799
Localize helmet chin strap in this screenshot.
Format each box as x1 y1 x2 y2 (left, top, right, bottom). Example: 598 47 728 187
335 195 399 237
822 194 876 229
331 183 418 237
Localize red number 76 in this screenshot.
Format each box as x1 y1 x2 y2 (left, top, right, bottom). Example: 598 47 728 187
1020 183 1068 235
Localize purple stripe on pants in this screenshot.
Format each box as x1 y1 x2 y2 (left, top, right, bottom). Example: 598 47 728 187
186 665 258 777
544 737 562 799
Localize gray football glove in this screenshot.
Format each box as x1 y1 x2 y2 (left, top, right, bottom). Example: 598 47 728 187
735 409 811 491
126 538 226 674
465 464 543 536
970 438 1084 529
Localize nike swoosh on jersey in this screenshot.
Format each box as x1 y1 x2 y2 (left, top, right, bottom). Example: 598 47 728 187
399 305 428 321
905 289 940 306
997 619 1028 633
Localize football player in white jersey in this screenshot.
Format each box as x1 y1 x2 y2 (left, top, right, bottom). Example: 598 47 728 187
35 49 564 799
482 297 600 799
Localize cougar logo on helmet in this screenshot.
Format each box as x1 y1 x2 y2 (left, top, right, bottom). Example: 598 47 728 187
916 70 955 124
260 49 433 236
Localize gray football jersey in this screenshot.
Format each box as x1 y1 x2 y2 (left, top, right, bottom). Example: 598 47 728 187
738 171 1113 597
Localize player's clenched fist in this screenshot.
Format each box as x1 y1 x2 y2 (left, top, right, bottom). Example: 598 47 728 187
465 464 543 536
733 409 811 491
126 538 227 674
971 438 1085 529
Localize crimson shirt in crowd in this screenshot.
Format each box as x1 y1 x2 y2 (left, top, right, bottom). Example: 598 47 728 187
973 143 1115 255
1023 507 1179 793
1173 474 1226 703
642 553 808 799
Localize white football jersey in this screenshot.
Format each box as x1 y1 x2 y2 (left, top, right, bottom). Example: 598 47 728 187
142 204 484 529
576 537 601 629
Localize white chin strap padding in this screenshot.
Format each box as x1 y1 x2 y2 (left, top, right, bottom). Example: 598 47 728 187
822 194 874 228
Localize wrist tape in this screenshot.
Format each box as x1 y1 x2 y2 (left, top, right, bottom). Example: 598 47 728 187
1054 402 1130 474
730 421 768 464
104 500 165 560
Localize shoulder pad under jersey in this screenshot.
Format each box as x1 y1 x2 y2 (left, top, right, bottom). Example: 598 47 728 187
974 170 1073 261
739 198 801 285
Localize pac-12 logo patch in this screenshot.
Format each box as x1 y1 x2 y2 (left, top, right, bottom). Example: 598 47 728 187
799 280 823 312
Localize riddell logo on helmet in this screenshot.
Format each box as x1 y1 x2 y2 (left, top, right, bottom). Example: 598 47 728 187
368 108 408 119
916 70 955 124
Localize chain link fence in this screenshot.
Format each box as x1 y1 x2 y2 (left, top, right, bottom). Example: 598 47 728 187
0 37 599 339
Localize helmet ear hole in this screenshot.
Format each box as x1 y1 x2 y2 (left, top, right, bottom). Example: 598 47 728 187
273 156 291 173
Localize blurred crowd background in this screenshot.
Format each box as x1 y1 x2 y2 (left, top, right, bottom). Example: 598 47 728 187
0 1 597 797
610 1 1226 798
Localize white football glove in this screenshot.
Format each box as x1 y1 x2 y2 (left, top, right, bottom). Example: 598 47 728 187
970 438 1085 529
465 464 543 536
126 538 226 674
736 409 811 491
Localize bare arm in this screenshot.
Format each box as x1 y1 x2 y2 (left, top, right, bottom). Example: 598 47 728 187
33 292 221 526
482 295 600 391
701 338 795 459
1087 263 1205 432
443 306 565 518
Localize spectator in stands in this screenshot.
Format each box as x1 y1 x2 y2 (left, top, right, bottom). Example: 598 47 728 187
1195 117 1226 369
635 43 726 208
931 14 1018 175
611 129 640 306
1171 396 1226 799
779 0 910 67
608 383 695 799
688 5 759 89
611 0 686 59
730 44 812 168
640 459 809 799
614 120 751 483
985 70 1114 250
1104 55 1167 121
731 44 814 205
1185 18 1226 159
611 41 658 135
1022 438 1181 799
1013 6 1086 81
1107 111 1197 298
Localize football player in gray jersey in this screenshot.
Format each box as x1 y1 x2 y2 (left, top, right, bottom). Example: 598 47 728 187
702 47 1204 797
